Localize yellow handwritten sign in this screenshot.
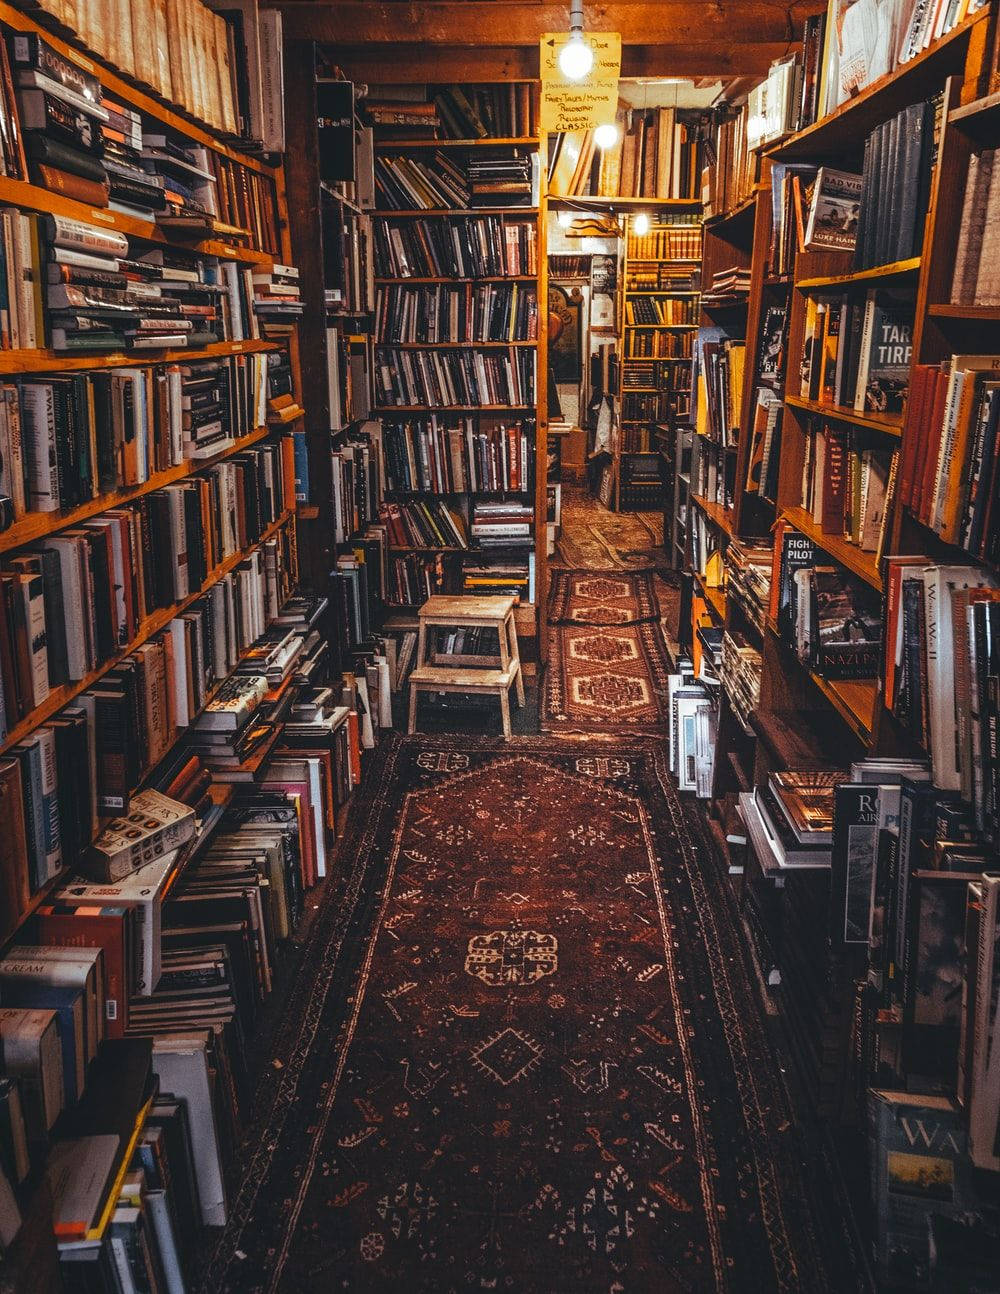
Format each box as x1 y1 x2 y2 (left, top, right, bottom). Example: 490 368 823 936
539 32 621 134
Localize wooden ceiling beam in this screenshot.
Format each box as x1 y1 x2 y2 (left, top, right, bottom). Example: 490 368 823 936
275 2 820 47
330 42 792 82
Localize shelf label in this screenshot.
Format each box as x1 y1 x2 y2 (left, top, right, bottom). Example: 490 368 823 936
89 209 115 223
539 32 621 134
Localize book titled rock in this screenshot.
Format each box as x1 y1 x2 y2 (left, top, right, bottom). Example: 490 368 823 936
86 789 195 882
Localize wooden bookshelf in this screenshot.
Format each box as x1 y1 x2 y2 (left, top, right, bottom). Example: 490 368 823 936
0 510 295 760
784 394 904 436
375 137 538 149
780 506 883 590
375 275 537 284
691 494 737 537
0 424 276 556
0 338 277 376
374 207 539 217
795 257 922 289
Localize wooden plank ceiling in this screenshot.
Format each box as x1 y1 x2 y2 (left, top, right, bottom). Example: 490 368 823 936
268 1 826 81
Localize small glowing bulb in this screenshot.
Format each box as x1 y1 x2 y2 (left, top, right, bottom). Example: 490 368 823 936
594 122 619 151
633 213 650 237
558 36 594 81
557 209 573 227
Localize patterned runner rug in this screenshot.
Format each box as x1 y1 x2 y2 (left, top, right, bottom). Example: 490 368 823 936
548 569 661 626
543 622 673 736
196 736 850 1293
554 489 663 571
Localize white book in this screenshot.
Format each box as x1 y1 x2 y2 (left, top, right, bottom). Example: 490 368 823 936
2 947 103 1065
20 382 59 512
151 1033 226 1227
168 619 191 729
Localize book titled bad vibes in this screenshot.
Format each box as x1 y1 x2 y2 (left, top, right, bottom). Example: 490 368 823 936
805 166 863 252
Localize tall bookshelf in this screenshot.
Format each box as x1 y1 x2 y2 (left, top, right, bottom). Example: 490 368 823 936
684 0 1000 1156
370 121 548 654
0 1 306 1276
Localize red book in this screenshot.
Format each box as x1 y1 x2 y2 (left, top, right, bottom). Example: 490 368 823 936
821 424 847 534
767 520 786 625
899 364 932 508
916 368 949 524
36 905 129 1039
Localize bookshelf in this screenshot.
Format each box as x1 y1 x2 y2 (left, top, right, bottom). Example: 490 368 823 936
677 2 1000 1226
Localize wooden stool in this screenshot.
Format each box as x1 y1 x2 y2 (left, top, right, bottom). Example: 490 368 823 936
407 594 525 739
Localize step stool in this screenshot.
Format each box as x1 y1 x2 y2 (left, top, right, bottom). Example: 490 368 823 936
407 594 525 739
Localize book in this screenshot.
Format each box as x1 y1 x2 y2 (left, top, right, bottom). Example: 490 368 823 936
87 789 196 881
804 166 862 250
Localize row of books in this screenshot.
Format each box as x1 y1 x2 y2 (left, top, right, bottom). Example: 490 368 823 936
693 329 746 448
626 266 698 292
621 391 680 426
470 500 533 548
0 354 272 523
329 433 380 546
374 150 536 211
622 359 686 388
368 84 536 141
372 214 537 280
0 22 281 248
323 199 374 316
701 105 755 219
853 99 939 270
799 290 914 415
624 329 691 359
624 296 697 326
373 345 535 410
21 0 285 146
626 222 701 262
769 523 883 677
0 523 294 920
548 108 704 200
817 0 987 120
902 356 1000 562
380 499 468 551
380 417 534 496
0 211 268 352
952 144 1000 306
883 560 998 817
0 437 292 738
800 424 896 553
374 282 538 345
385 551 446 607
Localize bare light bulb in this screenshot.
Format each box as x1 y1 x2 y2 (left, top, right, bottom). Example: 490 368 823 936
558 36 594 81
633 213 650 237
557 209 572 227
594 122 619 150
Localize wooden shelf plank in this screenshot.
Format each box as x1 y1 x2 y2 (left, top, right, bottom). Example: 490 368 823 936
768 9 989 161
375 137 538 149
795 257 921 289
0 425 277 556
690 494 736 537
0 339 276 376
0 511 295 759
694 570 727 620
547 196 701 210
785 393 903 436
374 208 539 217
808 674 878 742
928 303 1000 320
781 506 883 590
373 404 534 412
374 275 537 284
948 88 1000 135
0 175 273 267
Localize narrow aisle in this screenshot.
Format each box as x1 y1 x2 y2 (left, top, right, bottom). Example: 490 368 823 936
197 492 859 1294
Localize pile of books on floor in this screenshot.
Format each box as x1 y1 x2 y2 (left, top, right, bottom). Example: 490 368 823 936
470 500 533 548
379 499 469 549
667 656 716 797
723 539 772 634
720 631 762 730
739 770 846 870
462 552 535 602
700 265 752 306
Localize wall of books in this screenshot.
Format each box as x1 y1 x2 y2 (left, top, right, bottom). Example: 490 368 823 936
668 4 1000 1284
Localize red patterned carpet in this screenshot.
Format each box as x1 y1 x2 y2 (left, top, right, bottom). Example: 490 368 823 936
548 569 662 626
197 737 854 1293
543 621 673 736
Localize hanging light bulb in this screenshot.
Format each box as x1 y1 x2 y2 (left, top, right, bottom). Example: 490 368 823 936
558 0 593 80
557 209 573 227
632 212 650 237
594 122 619 150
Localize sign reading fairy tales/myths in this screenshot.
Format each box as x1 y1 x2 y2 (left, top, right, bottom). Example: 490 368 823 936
539 32 621 133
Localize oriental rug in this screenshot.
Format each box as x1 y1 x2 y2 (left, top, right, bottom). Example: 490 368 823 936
548 569 660 626
554 488 663 571
543 621 672 736
196 736 852 1293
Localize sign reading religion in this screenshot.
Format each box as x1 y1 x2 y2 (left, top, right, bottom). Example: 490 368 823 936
539 32 621 133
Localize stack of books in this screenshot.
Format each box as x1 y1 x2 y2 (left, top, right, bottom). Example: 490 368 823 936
252 264 303 319
470 500 533 548
462 552 535 602
740 770 847 870
720 631 763 729
701 265 752 306
466 154 532 206
723 539 773 634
